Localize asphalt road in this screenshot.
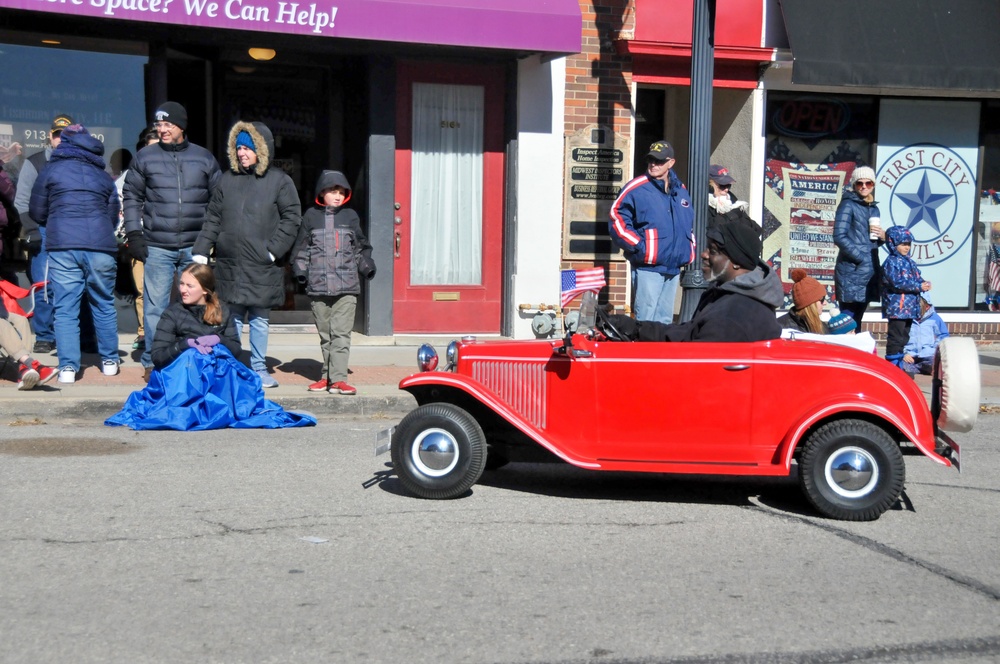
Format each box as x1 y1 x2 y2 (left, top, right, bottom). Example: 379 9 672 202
2 415 999 664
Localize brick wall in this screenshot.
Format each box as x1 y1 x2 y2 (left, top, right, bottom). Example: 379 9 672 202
863 321 1000 342
562 0 635 311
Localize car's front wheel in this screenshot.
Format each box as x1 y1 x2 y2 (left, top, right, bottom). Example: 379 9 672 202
799 419 904 521
391 403 487 499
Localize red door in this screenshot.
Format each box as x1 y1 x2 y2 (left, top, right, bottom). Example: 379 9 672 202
393 61 505 333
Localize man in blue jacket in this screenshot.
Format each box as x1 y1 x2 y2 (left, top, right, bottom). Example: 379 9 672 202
28 124 120 384
609 139 695 324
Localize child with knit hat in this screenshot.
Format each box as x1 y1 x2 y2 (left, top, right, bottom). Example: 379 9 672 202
881 226 931 369
778 268 828 334
826 311 858 335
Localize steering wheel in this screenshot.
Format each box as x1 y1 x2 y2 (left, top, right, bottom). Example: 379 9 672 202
595 306 632 342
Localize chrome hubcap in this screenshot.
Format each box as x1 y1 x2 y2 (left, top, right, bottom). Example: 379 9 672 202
411 428 459 477
824 446 879 498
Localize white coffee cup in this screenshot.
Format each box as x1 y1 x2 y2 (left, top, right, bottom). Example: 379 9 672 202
869 216 881 240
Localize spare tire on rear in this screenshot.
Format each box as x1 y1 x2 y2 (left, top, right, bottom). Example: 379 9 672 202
934 336 980 433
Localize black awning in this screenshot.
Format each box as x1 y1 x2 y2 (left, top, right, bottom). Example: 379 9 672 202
780 0 1000 91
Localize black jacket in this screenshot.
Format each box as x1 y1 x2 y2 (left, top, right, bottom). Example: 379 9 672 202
123 139 222 249
150 301 242 368
291 170 374 297
193 122 301 308
636 264 784 342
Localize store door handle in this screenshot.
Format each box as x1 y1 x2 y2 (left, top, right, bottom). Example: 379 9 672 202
395 232 401 258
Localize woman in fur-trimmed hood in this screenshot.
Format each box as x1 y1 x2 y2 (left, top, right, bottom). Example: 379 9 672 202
193 121 301 382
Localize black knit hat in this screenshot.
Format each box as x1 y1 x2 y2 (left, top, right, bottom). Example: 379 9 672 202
154 102 187 131
706 221 763 270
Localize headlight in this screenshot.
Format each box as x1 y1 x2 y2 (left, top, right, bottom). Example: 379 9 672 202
446 340 459 369
417 344 439 372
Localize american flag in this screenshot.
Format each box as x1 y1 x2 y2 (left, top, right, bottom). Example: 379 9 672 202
560 267 606 307
989 246 1000 311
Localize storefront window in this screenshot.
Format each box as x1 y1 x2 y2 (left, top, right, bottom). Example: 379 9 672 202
0 42 147 187
762 93 878 310
977 100 1000 311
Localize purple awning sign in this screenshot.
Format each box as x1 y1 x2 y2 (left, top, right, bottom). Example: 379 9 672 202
0 0 582 53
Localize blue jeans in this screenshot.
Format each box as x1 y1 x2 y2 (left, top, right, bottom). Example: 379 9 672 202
633 269 679 324
47 250 118 372
229 303 270 373
142 245 194 368
26 226 55 342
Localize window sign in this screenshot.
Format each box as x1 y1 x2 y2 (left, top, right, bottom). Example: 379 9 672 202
0 43 146 182
875 100 980 308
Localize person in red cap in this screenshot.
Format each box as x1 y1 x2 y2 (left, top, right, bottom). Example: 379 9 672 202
707 164 757 233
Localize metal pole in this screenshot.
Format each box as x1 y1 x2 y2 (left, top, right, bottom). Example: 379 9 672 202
678 0 716 322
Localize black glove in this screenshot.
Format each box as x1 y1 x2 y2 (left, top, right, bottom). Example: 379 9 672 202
605 314 638 340
125 231 148 262
359 255 376 279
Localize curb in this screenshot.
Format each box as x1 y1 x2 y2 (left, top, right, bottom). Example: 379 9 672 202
1 393 418 424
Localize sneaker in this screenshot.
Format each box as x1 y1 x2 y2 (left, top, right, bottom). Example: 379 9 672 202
17 364 39 391
329 381 357 395
102 360 120 376
258 371 279 388
132 335 144 350
33 363 58 386
57 367 76 384
33 340 55 354
307 379 329 392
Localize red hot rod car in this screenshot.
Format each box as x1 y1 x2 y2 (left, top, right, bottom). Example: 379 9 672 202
378 304 979 521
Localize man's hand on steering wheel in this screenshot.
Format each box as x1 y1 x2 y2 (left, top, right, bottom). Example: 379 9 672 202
596 308 637 341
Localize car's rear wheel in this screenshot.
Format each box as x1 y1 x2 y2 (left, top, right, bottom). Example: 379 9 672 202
799 419 904 521
391 403 487 499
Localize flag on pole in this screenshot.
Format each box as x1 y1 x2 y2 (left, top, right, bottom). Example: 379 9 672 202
560 267 606 307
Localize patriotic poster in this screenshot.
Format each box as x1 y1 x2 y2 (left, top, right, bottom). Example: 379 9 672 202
763 95 878 309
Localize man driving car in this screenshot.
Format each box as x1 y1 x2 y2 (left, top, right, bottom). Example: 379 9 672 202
606 220 782 342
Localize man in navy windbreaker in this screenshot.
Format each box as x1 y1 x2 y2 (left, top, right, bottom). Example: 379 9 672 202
609 139 695 324
28 124 120 384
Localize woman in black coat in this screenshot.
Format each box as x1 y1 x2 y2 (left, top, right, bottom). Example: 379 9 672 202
150 263 241 369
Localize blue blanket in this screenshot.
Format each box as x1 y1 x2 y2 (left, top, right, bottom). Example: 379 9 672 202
105 347 316 431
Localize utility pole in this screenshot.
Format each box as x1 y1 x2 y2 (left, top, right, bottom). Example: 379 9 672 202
678 0 716 322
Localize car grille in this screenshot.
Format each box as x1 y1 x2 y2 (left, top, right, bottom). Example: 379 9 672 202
470 360 547 429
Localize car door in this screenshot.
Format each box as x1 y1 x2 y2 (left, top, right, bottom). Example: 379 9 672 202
590 341 757 465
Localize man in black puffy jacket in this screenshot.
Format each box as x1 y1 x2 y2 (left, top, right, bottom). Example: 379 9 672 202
122 102 222 380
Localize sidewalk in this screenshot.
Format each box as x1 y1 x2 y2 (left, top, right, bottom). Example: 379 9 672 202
0 332 426 422
2 332 999 422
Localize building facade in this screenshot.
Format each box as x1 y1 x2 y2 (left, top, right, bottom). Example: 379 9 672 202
569 0 1000 339
0 0 581 338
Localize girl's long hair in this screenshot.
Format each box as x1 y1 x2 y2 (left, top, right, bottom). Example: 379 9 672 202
182 263 223 326
797 300 826 334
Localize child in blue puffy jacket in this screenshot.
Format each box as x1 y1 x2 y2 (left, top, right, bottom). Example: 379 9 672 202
901 294 948 375
881 226 931 367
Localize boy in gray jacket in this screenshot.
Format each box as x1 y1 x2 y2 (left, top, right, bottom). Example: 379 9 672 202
291 171 375 395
